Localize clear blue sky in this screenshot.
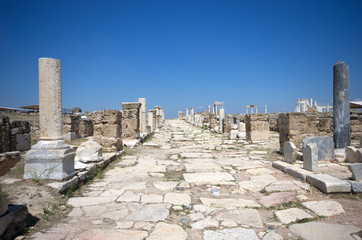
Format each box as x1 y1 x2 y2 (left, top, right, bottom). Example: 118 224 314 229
1 0 361 118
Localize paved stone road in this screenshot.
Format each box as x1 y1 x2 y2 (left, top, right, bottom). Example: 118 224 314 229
29 120 361 240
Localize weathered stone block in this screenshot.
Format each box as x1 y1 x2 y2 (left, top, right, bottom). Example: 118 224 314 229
347 163 362 181
92 110 121 124
301 136 335 161
284 141 297 164
0 204 29 240
246 114 270 141
345 146 358 163
306 174 351 193
75 140 103 163
15 133 31 151
102 124 121 138
303 143 318 172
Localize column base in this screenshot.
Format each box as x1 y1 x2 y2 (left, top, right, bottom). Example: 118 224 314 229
24 140 76 180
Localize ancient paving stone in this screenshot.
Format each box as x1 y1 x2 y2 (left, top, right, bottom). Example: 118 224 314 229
262 231 283 240
214 209 263 228
265 181 301 192
200 197 260 208
125 203 170 222
275 208 313 224
203 228 259 240
116 191 141 202
289 222 361 240
68 196 116 207
302 200 345 217
191 217 219 230
246 167 275 175
184 163 222 172
260 192 297 207
153 181 178 191
68 207 83 217
306 174 351 193
234 162 265 170
82 205 108 217
115 221 134 229
183 172 235 185
100 208 129 220
220 220 238 227
164 193 191 205
180 152 213 158
75 229 148 240
147 222 187 240
239 174 276 192
140 194 164 203
189 212 204 221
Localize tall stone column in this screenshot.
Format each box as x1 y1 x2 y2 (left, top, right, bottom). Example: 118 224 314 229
219 108 225 132
333 60 350 148
138 98 147 134
148 111 154 133
207 105 210 112
149 109 157 130
190 107 195 124
24 58 75 180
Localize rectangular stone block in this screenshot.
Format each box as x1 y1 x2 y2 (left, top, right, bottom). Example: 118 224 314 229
102 124 121 138
272 161 290 172
285 166 313 181
284 141 297 164
15 133 31 151
63 132 76 141
92 110 121 124
347 163 362 181
306 174 351 193
303 143 318 172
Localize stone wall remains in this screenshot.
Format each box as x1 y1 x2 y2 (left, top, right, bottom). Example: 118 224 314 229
121 103 141 139
246 114 270 141
0 116 31 153
63 115 93 137
92 110 123 151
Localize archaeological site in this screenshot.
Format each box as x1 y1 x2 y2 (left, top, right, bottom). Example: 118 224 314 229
2 1 362 240
0 57 361 240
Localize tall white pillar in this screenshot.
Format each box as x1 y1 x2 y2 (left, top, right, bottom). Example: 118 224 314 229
138 98 147 134
148 111 154 133
24 58 75 180
219 108 225 132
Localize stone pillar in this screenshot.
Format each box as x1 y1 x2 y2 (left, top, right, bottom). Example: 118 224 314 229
149 109 157 130
219 108 225 132
265 105 267 113
212 105 215 114
148 111 154 133
207 105 210 112
24 58 75 180
121 102 141 140
333 60 350 149
190 107 194 124
138 98 147 134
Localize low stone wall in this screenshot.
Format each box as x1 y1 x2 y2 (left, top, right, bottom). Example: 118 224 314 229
0 116 31 153
268 113 279 132
63 115 93 137
246 114 270 141
351 112 362 140
279 112 333 153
